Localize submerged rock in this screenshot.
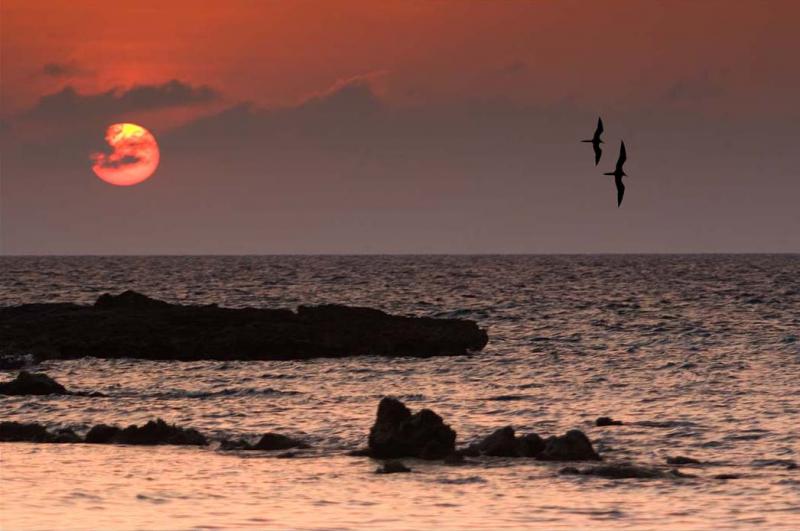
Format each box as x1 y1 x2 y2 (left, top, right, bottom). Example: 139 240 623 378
666 455 702 465
0 290 489 361
368 397 456 460
0 421 80 443
0 371 68 395
561 463 684 479
254 433 310 451
86 419 207 446
376 460 412 474
462 426 545 458
219 433 310 451
538 430 601 461
595 416 624 426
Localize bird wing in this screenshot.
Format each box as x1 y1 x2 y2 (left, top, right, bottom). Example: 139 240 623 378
615 175 625 207
616 141 627 172
593 117 604 141
593 142 602 165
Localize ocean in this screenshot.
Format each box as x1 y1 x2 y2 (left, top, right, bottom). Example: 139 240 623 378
1 255 799 530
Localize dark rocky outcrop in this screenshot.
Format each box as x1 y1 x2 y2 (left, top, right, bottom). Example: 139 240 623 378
85 424 120 444
85 419 207 446
596 416 624 426
0 421 80 443
367 397 456 460
0 371 68 395
538 430 601 461
0 291 489 361
375 460 412 474
462 426 545 458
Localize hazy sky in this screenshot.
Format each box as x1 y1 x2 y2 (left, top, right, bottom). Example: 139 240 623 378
1 0 798 254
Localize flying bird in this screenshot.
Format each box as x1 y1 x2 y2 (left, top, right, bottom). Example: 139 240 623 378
603 141 628 207
581 117 604 165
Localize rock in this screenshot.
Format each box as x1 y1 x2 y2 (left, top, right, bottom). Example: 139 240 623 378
666 455 701 465
218 438 253 451
86 419 207 446
713 473 741 480
85 424 121 444
346 447 373 457
253 433 310 451
0 371 69 395
787 462 798 470
595 416 623 426
559 466 581 475
0 421 80 443
0 291 489 361
376 460 412 474
463 426 545 458
467 426 520 457
518 433 546 457
367 397 456 460
537 430 601 461
443 453 466 466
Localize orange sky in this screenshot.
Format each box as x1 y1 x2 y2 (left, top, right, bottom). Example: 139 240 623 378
3 0 798 116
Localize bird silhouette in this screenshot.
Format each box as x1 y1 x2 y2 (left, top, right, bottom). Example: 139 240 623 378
603 141 628 207
581 117 604 165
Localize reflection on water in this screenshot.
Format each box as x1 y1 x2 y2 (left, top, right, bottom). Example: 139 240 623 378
1 255 799 530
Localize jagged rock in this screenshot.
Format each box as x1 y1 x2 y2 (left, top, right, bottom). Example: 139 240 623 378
376 460 411 474
462 426 545 458
0 371 69 395
0 421 80 443
368 397 456 460
86 419 207 446
666 455 701 465
518 433 546 457
253 433 310 451
538 429 601 461
0 291 489 361
596 416 624 426
84 424 121 444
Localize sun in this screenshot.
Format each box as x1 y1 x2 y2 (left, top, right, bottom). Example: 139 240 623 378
91 123 160 186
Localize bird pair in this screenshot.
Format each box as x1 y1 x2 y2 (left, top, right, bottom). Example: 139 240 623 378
582 117 628 207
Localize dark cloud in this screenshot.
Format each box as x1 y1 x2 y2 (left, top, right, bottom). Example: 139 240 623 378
24 80 220 122
41 62 83 78
93 154 142 169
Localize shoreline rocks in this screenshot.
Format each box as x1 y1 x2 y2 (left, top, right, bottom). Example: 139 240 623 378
0 371 69 396
0 290 489 361
461 426 545 458
538 430 602 461
86 419 208 446
0 421 81 443
367 397 456 460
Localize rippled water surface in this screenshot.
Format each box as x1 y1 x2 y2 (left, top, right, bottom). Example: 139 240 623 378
1 255 799 530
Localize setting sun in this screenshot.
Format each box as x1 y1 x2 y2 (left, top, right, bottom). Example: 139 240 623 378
91 123 159 186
